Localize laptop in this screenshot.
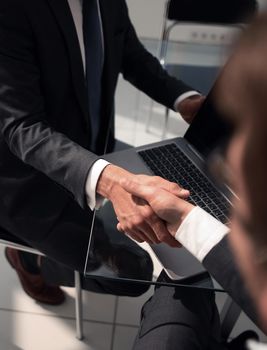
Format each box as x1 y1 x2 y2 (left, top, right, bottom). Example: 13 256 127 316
105 75 233 280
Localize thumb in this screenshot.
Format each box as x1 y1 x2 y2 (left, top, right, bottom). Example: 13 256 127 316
169 186 190 199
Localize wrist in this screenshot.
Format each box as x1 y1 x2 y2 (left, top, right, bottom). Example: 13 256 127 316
96 164 133 200
179 202 195 222
168 203 195 235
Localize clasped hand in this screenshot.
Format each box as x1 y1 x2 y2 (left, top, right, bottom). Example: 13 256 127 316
97 165 194 247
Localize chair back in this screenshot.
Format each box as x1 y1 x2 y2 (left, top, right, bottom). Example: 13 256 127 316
168 0 258 24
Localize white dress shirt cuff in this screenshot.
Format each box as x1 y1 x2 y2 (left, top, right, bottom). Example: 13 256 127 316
175 206 229 262
85 159 110 211
174 91 201 111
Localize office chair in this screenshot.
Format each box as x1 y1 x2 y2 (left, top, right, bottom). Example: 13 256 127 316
0 229 84 340
146 0 258 138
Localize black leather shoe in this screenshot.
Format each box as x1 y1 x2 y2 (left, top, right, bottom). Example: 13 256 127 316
5 248 65 305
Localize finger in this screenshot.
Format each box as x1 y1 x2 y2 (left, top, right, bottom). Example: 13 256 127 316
117 212 157 244
143 176 190 198
170 185 190 198
117 227 145 243
128 225 155 245
120 178 154 201
138 222 161 244
117 222 124 232
178 189 190 199
125 232 146 243
117 223 149 244
147 215 181 247
121 177 190 203
154 177 190 198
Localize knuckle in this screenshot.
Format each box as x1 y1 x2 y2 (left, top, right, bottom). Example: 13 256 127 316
119 225 125 233
132 216 144 227
135 237 144 243
155 225 169 241
171 182 180 190
127 222 135 231
142 207 153 219
156 231 165 241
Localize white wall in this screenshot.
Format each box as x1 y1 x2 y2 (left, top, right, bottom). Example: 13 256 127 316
126 0 164 39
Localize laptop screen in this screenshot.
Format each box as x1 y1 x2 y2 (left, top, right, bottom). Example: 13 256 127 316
184 87 233 159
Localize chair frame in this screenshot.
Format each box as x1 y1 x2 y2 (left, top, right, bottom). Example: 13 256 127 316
0 239 84 340
145 0 243 139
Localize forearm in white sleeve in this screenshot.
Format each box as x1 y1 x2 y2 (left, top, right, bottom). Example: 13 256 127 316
175 206 229 262
174 91 201 111
85 159 110 210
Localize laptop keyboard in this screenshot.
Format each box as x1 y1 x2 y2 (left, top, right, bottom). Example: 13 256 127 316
138 143 230 225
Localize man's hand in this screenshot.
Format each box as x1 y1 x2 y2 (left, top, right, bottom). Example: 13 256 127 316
119 179 195 237
96 165 189 247
178 95 206 124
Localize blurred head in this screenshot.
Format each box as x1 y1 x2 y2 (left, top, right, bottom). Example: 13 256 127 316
216 13 267 332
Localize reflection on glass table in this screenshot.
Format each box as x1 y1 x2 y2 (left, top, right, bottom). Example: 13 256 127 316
84 200 224 293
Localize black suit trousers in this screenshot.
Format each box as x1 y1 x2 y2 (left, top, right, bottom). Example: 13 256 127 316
133 272 227 350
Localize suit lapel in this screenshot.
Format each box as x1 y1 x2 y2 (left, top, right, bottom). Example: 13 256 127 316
45 0 89 125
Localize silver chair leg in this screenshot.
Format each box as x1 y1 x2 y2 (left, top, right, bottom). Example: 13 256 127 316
220 295 241 341
145 99 155 133
159 0 171 64
146 0 171 134
74 270 83 340
162 107 170 140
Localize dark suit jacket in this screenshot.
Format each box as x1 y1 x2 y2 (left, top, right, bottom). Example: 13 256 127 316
203 236 259 329
0 0 191 242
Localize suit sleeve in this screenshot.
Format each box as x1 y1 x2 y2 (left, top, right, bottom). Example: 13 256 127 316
203 237 260 328
119 2 193 110
174 207 262 330
0 0 98 209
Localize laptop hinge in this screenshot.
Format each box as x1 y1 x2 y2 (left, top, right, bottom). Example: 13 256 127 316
187 144 204 162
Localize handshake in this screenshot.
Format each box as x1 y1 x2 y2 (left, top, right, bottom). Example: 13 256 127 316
97 164 195 247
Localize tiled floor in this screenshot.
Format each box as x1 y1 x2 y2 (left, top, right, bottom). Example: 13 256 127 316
1 40 267 349
0 245 146 350
1 240 267 350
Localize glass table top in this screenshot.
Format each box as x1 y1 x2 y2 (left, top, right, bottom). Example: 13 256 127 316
84 200 224 293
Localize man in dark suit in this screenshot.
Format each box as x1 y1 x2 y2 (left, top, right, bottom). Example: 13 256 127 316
0 0 204 303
